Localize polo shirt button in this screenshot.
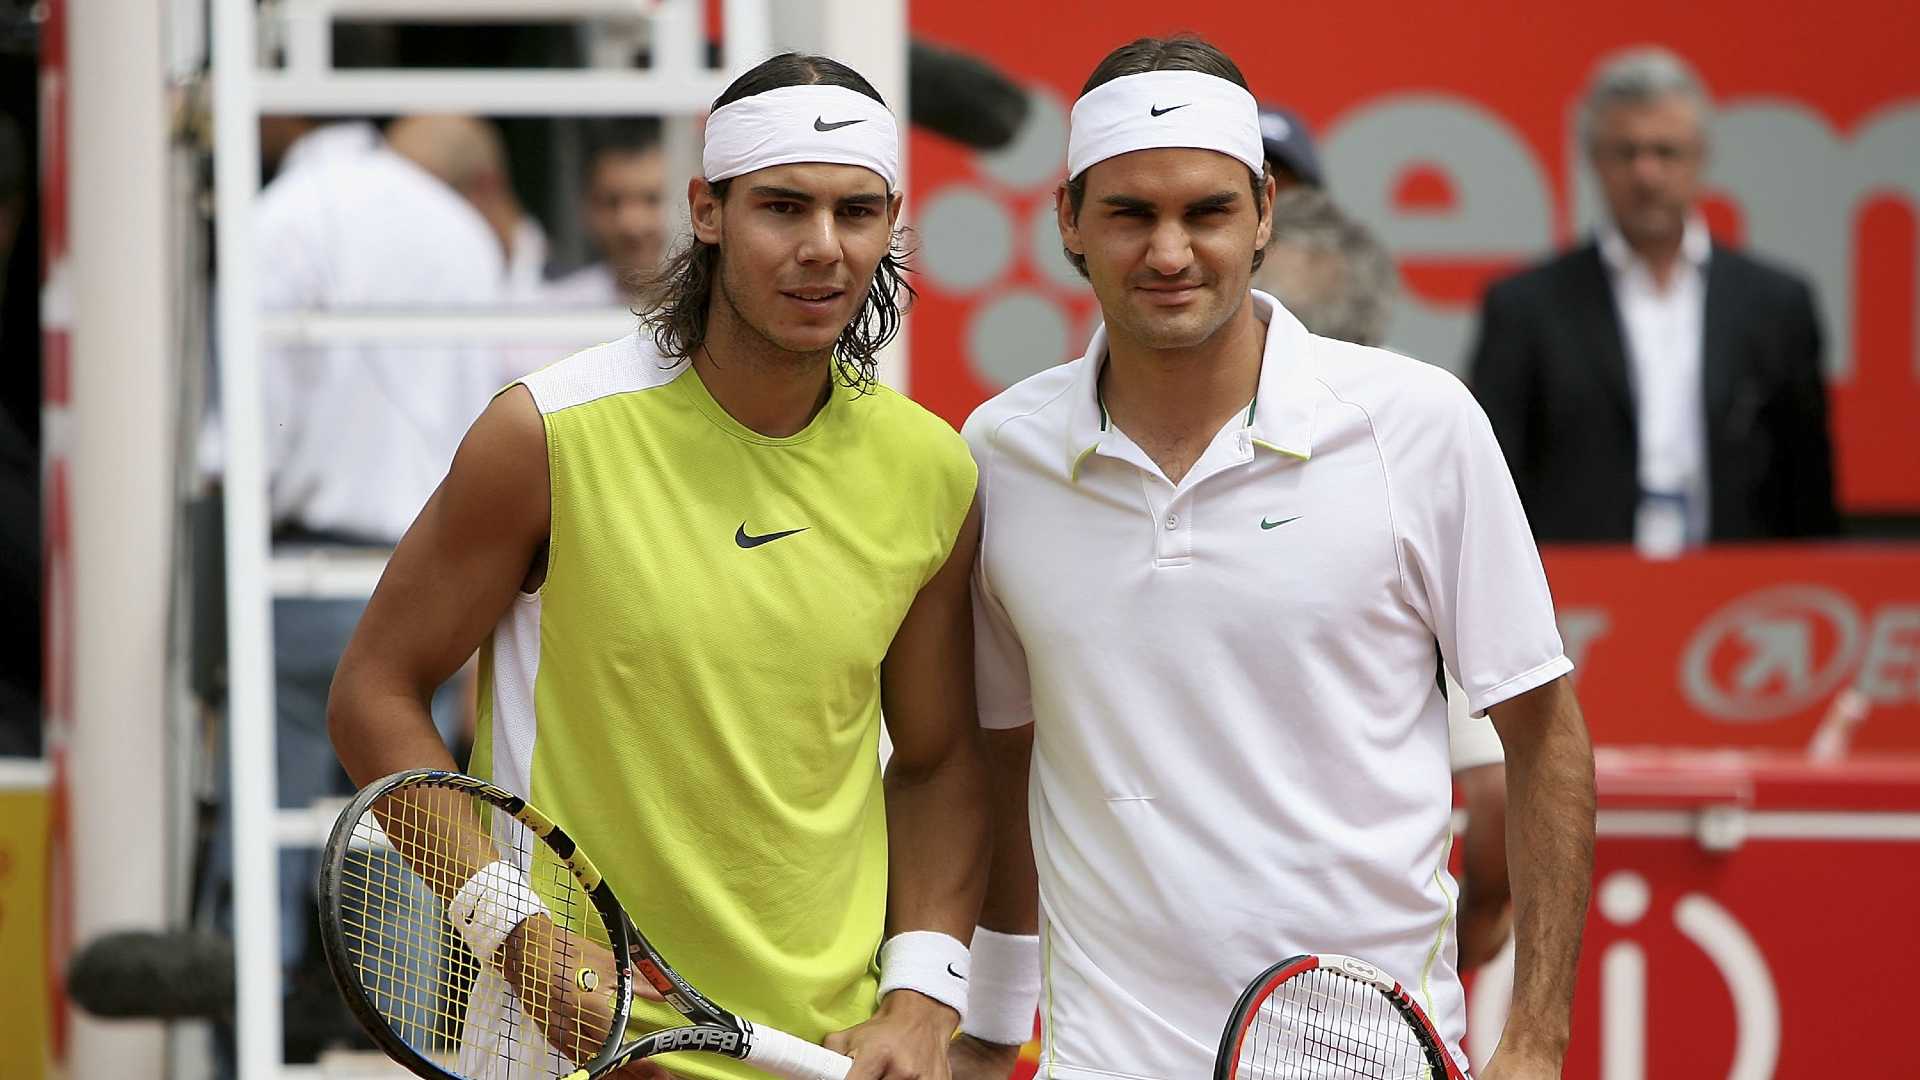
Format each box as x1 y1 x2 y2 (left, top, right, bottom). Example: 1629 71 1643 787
1165 514 1179 529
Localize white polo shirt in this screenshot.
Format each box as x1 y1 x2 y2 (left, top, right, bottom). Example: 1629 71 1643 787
964 291 1569 1080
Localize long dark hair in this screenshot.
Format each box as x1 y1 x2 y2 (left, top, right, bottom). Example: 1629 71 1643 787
640 53 914 392
1061 36 1271 277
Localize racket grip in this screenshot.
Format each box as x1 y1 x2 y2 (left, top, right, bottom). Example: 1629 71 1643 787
742 1022 854 1080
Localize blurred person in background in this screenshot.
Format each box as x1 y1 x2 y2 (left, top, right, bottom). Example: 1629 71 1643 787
1253 182 1514 971
1252 186 1395 347
545 116 668 307
199 111 503 1065
387 113 550 300
1257 102 1323 192
1468 47 1837 556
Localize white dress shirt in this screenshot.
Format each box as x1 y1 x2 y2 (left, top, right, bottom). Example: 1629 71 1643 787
1599 216 1711 557
250 123 507 543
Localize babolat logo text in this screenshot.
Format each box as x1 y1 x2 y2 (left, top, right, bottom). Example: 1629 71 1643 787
654 1027 742 1054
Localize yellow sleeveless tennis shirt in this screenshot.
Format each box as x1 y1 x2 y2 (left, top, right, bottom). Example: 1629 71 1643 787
472 332 976 1077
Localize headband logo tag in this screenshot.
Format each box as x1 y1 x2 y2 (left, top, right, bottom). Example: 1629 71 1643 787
1149 103 1190 117
813 116 866 132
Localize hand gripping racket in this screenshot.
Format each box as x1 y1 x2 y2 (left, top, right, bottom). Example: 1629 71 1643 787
1214 953 1467 1080
318 768 853 1079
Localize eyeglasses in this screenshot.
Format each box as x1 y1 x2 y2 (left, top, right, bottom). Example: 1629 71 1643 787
1591 139 1702 166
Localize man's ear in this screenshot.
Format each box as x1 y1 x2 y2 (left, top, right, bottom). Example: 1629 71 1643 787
1056 185 1084 260
1254 170 1277 251
886 190 905 231
689 177 723 244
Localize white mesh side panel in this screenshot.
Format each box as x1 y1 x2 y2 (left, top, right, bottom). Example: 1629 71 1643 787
488 589 542 799
455 590 575 1077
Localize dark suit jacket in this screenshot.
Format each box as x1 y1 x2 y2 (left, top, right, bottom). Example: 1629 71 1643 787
1467 240 1839 542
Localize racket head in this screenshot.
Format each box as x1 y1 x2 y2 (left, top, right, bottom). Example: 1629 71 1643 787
317 769 635 1079
1215 953 1465 1080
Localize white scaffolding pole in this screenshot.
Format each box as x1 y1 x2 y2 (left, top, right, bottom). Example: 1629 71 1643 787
67 0 175 1075
211 0 283 1073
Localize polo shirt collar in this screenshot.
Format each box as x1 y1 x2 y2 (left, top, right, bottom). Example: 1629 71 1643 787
1064 289 1316 480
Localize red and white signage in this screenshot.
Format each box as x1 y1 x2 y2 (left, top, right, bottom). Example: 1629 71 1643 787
908 0 1920 513
1468 751 1920 1079
1543 546 1920 751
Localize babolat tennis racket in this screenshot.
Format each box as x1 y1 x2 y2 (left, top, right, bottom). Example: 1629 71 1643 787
318 768 853 1080
1214 953 1467 1080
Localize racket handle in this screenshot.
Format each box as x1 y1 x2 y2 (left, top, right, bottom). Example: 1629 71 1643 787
742 1022 854 1080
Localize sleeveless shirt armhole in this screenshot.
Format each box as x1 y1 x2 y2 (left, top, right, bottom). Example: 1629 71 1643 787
525 404 560 599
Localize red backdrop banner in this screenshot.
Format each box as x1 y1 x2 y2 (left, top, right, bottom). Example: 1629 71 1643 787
1542 546 1920 750
907 1 1920 511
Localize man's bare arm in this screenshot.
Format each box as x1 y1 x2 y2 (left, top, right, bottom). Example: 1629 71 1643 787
975 723 1037 938
1454 762 1513 971
947 720 1037 1080
824 501 991 1079
327 385 549 786
1484 676 1595 1075
876 499 991 943
325 388 669 1060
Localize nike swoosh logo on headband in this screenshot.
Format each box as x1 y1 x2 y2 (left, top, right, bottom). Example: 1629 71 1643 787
1149 103 1190 117
814 117 866 131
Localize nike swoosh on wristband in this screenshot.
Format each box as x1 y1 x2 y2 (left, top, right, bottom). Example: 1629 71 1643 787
735 524 808 548
1149 103 1190 117
947 963 967 981
813 116 866 131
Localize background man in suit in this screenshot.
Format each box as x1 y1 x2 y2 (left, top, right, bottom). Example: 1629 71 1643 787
1468 47 1837 555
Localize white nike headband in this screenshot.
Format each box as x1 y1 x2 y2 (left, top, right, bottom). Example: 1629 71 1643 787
703 84 901 191
1067 70 1265 181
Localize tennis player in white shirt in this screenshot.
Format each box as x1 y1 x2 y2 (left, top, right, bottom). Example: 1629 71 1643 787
950 36 1594 1080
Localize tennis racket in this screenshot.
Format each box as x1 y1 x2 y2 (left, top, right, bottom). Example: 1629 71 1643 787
1214 953 1467 1080
318 768 854 1080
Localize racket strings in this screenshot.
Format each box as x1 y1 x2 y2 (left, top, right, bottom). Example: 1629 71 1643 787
1237 970 1436 1080
339 786 618 1079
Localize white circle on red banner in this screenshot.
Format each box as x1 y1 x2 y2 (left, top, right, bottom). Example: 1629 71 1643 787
967 290 1071 391
919 187 1015 293
978 89 1069 191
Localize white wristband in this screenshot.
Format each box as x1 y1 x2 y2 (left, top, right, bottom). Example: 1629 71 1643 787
447 859 548 964
877 930 970 1021
959 928 1040 1046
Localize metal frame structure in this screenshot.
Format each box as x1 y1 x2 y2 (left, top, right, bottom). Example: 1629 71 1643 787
208 0 904 1073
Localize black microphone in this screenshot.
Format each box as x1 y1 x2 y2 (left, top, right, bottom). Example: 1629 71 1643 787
67 929 236 1020
909 37 1032 150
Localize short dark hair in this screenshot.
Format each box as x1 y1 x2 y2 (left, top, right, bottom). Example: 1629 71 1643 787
1061 36 1271 278
580 116 664 176
640 53 913 391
